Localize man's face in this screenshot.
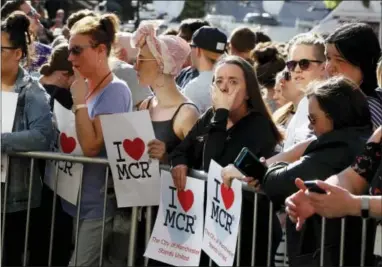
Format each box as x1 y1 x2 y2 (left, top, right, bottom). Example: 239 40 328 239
19 1 42 35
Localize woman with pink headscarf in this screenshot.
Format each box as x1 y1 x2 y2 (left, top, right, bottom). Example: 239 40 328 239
132 22 200 163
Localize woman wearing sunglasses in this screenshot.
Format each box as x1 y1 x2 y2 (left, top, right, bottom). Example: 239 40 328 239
223 76 374 266
63 13 133 267
282 33 327 151
1 11 54 266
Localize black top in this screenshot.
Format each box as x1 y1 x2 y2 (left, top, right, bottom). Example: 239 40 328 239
169 108 279 172
145 97 198 154
43 84 73 111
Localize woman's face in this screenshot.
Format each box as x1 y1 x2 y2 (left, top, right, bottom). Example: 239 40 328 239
1 32 22 75
273 81 288 107
308 95 333 137
288 44 326 92
134 44 160 86
280 73 301 103
213 63 248 111
325 43 363 85
68 34 105 78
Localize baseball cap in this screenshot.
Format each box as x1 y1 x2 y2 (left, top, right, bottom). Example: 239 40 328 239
190 26 227 54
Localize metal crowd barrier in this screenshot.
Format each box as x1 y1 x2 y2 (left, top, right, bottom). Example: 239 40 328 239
0 151 368 267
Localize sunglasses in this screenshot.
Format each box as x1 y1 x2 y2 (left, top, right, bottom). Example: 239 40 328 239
286 59 323 72
68 45 94 56
283 70 291 81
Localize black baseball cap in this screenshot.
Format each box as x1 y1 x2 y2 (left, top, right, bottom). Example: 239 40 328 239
190 26 227 54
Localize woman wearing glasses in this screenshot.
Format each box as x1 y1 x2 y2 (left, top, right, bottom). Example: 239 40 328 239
170 56 284 266
223 77 374 266
1 11 54 266
63 13 132 266
282 33 327 151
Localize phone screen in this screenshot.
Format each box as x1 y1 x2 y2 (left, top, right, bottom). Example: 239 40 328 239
233 147 268 183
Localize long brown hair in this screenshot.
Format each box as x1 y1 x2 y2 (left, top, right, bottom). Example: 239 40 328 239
214 55 283 143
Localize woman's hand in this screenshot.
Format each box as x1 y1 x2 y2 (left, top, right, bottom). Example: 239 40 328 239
70 67 88 105
285 178 315 231
211 85 239 111
171 164 188 191
306 180 358 218
148 139 167 162
221 164 261 190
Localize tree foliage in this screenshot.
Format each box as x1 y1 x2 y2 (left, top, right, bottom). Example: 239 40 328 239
324 0 370 10
178 0 206 20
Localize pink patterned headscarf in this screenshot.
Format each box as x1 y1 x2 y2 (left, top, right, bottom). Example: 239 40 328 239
131 22 191 76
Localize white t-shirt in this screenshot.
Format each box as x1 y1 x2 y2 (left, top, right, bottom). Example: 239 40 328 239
283 97 313 151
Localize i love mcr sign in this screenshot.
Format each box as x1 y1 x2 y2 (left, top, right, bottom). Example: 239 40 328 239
145 171 205 266
100 110 160 207
202 160 242 266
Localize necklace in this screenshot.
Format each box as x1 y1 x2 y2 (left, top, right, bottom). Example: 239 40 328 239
85 71 112 101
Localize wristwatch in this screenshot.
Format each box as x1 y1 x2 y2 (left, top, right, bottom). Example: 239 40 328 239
361 196 370 218
72 104 87 114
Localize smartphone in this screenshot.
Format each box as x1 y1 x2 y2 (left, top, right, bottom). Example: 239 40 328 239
304 181 326 194
233 147 268 183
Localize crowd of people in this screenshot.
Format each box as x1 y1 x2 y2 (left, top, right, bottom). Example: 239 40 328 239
1 0 382 266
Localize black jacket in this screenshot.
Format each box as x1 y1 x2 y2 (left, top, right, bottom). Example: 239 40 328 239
169 108 278 171
262 126 374 266
44 84 73 111
169 107 282 266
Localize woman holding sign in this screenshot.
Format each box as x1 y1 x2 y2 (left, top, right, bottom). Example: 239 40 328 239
1 11 54 266
170 55 283 266
62 13 133 266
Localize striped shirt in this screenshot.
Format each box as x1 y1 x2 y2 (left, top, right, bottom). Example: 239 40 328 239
367 95 382 128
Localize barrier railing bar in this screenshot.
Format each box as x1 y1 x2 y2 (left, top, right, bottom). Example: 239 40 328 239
339 218 346 267
284 227 288 266
1 161 10 263
267 202 274 267
99 166 110 267
319 217 326 267
360 218 367 267
23 159 35 266
73 168 84 267
9 152 260 193
250 193 259 267
127 207 138 266
48 164 60 266
144 207 153 266
209 257 213 266
236 209 242 266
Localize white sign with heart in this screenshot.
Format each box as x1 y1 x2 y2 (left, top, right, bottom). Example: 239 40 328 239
144 171 205 266
1 92 19 183
100 110 160 207
202 160 242 266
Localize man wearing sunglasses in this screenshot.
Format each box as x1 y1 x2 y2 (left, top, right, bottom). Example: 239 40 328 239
1 0 51 75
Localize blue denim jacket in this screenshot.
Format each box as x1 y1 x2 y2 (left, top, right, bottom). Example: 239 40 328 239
1 66 54 213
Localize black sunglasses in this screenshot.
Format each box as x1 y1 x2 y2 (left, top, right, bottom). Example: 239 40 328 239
68 45 95 56
283 70 291 81
286 59 323 72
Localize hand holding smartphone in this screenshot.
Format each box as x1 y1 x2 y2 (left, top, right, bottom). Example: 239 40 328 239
304 181 326 194
233 147 268 183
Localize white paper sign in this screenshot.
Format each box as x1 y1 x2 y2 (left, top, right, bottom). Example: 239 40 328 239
44 101 83 204
202 160 242 266
144 171 205 266
374 224 382 256
100 110 160 207
1 92 19 183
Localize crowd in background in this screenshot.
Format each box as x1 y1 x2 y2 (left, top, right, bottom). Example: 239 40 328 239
1 0 382 266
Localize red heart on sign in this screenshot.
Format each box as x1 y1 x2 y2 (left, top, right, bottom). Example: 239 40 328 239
177 190 194 213
60 133 76 154
220 184 235 210
123 138 145 161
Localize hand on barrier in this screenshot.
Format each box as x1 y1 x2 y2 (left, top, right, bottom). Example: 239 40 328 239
285 178 315 231
148 139 167 163
221 164 260 190
171 164 188 191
